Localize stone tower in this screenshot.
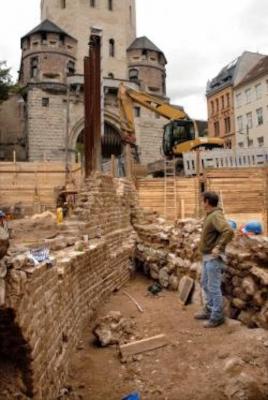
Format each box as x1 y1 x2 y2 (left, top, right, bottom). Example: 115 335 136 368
41 0 136 79
127 36 167 97
19 20 78 161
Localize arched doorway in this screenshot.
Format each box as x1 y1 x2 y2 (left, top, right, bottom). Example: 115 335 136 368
75 121 123 162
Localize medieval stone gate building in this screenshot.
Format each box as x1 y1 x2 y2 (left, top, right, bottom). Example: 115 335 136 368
0 0 170 165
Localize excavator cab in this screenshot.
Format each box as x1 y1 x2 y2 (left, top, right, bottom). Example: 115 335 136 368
163 120 196 156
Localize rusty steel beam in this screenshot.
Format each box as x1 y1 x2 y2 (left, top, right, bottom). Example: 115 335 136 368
84 29 102 178
84 56 92 177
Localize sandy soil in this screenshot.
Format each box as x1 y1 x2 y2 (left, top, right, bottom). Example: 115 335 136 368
63 275 268 400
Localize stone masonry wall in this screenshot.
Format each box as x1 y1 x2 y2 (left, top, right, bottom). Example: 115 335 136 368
0 174 137 399
27 87 67 161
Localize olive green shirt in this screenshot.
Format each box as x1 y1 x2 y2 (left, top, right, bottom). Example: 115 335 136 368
199 208 234 255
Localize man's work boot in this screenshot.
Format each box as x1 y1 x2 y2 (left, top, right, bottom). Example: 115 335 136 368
203 317 225 328
194 309 211 320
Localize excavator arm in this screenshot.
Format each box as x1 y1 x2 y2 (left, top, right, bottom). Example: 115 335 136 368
118 83 190 144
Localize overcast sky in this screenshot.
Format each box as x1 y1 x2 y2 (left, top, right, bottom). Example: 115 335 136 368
1 0 268 119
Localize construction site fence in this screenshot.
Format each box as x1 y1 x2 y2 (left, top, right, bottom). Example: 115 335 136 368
137 167 268 233
0 161 82 214
183 148 268 176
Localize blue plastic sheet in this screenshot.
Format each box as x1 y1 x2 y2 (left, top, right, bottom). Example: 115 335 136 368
122 392 141 400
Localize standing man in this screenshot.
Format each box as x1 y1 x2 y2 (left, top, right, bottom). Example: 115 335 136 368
195 192 234 328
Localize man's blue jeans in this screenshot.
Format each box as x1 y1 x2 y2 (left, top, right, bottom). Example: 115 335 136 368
201 257 224 321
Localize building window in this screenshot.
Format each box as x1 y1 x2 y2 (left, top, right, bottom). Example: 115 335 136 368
221 95 225 109
256 108 263 125
248 139 253 147
108 0 113 10
42 97 49 107
238 142 244 148
215 99 219 112
246 112 253 129
162 73 166 95
129 68 139 81
214 121 220 137
134 107 141 117
90 0 95 6
236 92 242 107
59 34 65 44
258 137 264 147
67 60 75 74
245 88 252 104
107 72 114 79
210 101 214 115
60 0 66 8
129 5 132 23
30 57 38 78
255 83 262 100
109 39 115 57
224 117 231 134
237 115 243 133
41 32 47 44
226 93 230 108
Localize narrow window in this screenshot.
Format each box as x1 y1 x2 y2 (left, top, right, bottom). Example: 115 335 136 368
236 92 242 107
245 88 251 104
258 137 264 147
162 73 166 95
214 121 220 136
59 34 65 44
109 39 115 57
41 32 47 44
42 97 49 107
108 0 113 10
134 107 141 117
210 101 214 115
129 68 139 81
60 0 66 9
255 83 262 100
67 60 75 74
90 0 95 7
237 115 243 133
215 98 219 112
256 107 263 125
224 117 230 134
226 93 230 108
142 49 148 59
31 57 38 78
246 112 253 129
221 95 224 109
129 5 132 23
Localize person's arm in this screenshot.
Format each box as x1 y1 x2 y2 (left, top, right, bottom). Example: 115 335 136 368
212 212 234 253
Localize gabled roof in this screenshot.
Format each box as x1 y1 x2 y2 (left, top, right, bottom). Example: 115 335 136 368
21 19 76 44
235 56 268 88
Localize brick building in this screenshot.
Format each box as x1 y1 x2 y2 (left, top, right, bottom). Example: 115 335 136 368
206 51 264 148
0 0 170 165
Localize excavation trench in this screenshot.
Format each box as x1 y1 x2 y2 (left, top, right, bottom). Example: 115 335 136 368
0 174 267 399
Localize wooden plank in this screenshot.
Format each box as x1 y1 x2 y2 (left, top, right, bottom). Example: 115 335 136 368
119 334 168 357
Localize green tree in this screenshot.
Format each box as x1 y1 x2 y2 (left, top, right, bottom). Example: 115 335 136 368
0 61 13 102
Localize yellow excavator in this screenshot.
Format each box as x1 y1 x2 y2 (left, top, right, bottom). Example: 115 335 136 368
118 83 224 171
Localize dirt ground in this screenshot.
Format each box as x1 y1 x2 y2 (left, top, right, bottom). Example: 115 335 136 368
63 275 268 400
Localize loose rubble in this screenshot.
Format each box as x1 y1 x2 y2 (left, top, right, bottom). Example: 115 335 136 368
93 311 136 347
134 212 268 329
